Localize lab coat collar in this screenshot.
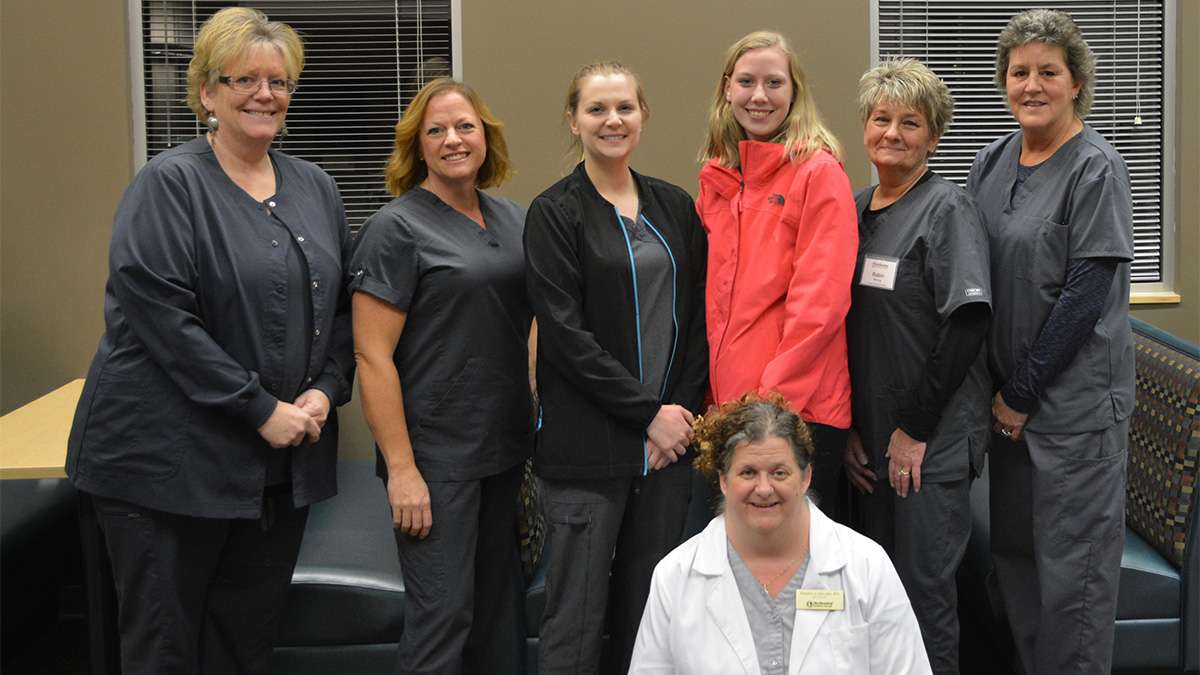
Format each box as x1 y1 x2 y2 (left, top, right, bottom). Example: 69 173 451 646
693 501 848 675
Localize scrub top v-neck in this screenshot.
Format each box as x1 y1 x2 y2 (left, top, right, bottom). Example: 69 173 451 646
350 187 533 481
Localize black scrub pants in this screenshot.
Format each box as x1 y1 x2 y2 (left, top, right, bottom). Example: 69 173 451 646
857 477 971 675
989 421 1127 675
538 462 692 675
91 488 308 675
808 422 850 524
390 463 525 675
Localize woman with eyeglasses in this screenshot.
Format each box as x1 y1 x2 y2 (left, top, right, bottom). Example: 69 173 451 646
65 8 353 674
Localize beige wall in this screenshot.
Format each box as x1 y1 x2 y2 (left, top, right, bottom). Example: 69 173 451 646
1 0 1196 437
1 0 133 414
464 0 872 203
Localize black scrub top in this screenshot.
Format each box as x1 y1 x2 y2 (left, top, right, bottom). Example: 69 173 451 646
350 187 534 481
968 125 1135 434
847 172 992 482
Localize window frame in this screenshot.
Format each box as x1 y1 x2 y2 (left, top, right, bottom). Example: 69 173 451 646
868 0 1179 303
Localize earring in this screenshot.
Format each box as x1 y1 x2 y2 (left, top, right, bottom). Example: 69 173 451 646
279 123 289 140
206 114 219 132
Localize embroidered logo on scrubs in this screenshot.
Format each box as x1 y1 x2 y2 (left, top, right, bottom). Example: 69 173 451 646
768 194 785 206
965 287 984 297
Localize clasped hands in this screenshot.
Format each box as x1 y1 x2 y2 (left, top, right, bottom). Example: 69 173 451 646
256 388 331 448
646 404 695 471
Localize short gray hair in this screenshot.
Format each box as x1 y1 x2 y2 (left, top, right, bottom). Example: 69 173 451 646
858 58 954 140
994 9 1096 118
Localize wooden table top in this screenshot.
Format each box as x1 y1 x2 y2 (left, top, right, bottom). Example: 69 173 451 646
0 379 83 480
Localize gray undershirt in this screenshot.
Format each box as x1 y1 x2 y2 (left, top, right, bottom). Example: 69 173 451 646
728 540 811 675
620 213 673 397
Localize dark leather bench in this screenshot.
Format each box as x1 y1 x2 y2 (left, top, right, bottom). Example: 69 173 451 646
1 478 78 653
962 318 1200 673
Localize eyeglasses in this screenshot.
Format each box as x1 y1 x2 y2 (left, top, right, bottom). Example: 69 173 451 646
218 75 298 95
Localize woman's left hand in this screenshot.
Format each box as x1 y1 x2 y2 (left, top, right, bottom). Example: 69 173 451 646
295 388 331 437
886 428 926 498
991 391 1028 442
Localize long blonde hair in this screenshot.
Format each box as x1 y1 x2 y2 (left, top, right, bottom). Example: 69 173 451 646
700 31 842 168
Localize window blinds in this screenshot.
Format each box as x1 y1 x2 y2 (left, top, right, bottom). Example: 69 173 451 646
138 0 453 229
876 0 1166 282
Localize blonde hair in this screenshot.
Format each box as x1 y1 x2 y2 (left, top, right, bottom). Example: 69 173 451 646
383 78 512 196
563 61 650 160
186 7 304 121
693 391 814 483
857 58 955 140
700 31 842 168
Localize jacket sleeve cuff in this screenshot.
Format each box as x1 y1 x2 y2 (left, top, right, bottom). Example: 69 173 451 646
244 386 279 430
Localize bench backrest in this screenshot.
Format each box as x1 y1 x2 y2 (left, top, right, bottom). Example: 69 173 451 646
1126 318 1200 570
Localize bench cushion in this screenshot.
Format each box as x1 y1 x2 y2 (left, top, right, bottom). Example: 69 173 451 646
278 459 404 646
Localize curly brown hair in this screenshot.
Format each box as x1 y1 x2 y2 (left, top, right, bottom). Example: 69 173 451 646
693 391 814 483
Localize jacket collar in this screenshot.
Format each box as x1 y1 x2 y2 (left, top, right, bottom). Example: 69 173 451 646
570 160 658 213
699 140 790 201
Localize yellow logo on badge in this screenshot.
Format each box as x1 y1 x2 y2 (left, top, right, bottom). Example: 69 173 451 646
795 589 845 611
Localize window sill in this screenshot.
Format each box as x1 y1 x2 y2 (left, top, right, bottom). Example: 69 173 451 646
1130 291 1182 305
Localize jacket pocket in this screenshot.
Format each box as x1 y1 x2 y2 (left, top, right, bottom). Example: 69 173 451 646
80 369 187 478
1017 217 1069 289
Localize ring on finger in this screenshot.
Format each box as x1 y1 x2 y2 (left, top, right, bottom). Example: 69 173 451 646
1000 428 1013 438
898 468 909 476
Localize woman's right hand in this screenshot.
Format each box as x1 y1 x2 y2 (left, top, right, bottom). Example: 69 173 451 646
843 428 877 494
647 404 694 457
257 401 320 448
388 466 433 538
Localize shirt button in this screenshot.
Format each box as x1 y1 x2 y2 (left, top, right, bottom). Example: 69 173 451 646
268 200 276 208
306 376 313 384
296 235 305 243
314 328 321 337
311 280 319 289
271 239 279 247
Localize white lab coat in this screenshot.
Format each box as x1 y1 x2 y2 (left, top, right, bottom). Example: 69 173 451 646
629 501 932 674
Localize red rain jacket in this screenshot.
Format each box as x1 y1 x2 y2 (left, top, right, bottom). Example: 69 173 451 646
698 141 856 428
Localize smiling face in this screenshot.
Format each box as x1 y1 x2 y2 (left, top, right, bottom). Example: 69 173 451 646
418 91 486 192
719 436 811 534
1005 41 1080 139
200 44 291 148
724 47 794 142
863 98 939 179
569 73 644 166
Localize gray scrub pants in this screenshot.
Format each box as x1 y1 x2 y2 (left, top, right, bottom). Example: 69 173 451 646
857 477 971 675
391 464 525 675
538 463 692 675
989 421 1127 675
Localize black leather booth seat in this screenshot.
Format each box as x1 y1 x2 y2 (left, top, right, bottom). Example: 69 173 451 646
273 459 405 674
1 478 78 652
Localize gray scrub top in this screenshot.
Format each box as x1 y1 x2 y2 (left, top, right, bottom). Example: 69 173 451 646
847 173 992 481
620 212 674 399
350 188 534 481
968 125 1135 434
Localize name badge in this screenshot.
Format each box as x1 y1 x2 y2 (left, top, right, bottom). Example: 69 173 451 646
796 589 845 611
859 255 898 291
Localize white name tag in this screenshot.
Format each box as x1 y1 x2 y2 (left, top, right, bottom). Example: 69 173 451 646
859 255 899 291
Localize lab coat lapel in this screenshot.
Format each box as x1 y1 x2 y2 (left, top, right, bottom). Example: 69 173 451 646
696 517 760 675
789 502 847 675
